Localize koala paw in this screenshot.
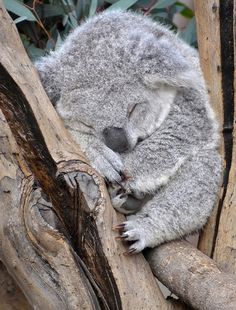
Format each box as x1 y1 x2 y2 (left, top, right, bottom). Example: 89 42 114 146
108 183 128 211
114 218 160 253
93 147 125 183
109 184 146 215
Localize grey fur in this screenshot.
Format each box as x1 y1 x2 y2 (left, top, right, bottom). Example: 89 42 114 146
35 11 222 252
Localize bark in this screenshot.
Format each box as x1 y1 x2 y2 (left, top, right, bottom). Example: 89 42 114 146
1 1 236 309
146 241 236 310
0 3 168 309
0 262 31 310
194 0 224 257
213 0 236 273
195 1 235 263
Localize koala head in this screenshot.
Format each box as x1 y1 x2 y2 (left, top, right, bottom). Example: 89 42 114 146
38 11 201 154
57 80 176 153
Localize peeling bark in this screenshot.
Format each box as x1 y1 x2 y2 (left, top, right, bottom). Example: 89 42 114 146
0 262 31 310
0 3 167 309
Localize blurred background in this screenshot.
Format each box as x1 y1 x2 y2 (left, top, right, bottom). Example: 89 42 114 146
4 0 196 61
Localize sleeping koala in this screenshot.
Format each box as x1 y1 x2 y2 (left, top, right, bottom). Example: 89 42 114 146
35 11 222 253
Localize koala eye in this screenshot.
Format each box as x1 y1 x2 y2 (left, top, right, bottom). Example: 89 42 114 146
128 102 148 120
127 103 139 118
78 120 95 134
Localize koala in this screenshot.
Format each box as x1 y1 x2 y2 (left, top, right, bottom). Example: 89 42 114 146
35 11 222 253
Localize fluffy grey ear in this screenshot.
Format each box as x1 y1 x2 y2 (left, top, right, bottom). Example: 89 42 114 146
141 36 203 90
143 69 203 90
35 54 61 106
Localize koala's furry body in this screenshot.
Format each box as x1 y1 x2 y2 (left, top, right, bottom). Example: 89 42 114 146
35 11 222 253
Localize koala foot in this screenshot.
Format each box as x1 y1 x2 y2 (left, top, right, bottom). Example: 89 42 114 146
108 184 148 215
113 217 160 253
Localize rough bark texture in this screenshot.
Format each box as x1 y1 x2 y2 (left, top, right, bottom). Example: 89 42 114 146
194 0 224 257
213 0 236 273
146 241 236 310
1 1 236 309
0 262 31 310
195 1 235 262
0 3 168 309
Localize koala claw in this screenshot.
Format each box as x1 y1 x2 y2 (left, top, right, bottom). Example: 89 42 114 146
112 223 126 232
115 220 148 253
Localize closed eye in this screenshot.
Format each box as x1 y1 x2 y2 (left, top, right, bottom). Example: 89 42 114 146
127 103 139 118
78 120 95 134
128 102 148 120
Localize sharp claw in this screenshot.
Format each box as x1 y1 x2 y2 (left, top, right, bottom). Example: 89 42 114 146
115 235 126 240
122 169 133 181
112 223 125 231
115 179 125 188
115 232 128 240
123 248 136 256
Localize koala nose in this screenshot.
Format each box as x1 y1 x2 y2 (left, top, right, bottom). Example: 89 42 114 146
103 127 129 153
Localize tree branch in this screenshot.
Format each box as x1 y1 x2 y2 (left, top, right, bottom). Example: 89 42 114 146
0 2 168 309
146 240 236 310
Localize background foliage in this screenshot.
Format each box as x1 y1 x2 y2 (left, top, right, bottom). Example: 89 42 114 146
4 0 196 61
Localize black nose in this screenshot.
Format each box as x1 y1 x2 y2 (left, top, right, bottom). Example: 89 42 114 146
103 127 129 153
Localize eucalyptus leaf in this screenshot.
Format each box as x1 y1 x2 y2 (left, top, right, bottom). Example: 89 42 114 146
105 0 118 4
4 0 37 21
89 0 98 17
154 0 176 9
68 12 79 28
180 7 194 19
36 4 67 19
179 17 196 45
27 44 45 61
106 0 138 11
55 32 63 50
14 15 28 23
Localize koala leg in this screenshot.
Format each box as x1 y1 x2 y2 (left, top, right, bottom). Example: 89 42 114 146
116 149 221 253
67 129 126 183
108 184 153 214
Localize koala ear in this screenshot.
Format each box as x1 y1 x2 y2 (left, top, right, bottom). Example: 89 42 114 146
141 36 203 90
143 69 203 90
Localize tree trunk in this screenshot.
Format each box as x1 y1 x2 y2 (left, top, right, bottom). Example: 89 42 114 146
0 2 169 309
0 1 236 309
195 1 236 273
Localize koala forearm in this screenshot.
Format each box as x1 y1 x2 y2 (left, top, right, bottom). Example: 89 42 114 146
120 149 222 252
67 129 125 182
124 132 193 194
123 88 219 194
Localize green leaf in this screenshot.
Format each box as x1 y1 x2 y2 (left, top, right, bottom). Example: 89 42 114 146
179 17 196 45
36 4 67 18
4 0 37 21
105 0 118 3
55 32 63 50
89 0 98 17
154 0 176 9
106 0 138 11
180 7 194 18
27 44 45 61
68 12 79 28
14 15 28 23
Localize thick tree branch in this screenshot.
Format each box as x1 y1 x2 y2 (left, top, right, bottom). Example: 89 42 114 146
1 1 236 309
0 2 167 309
146 240 236 310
